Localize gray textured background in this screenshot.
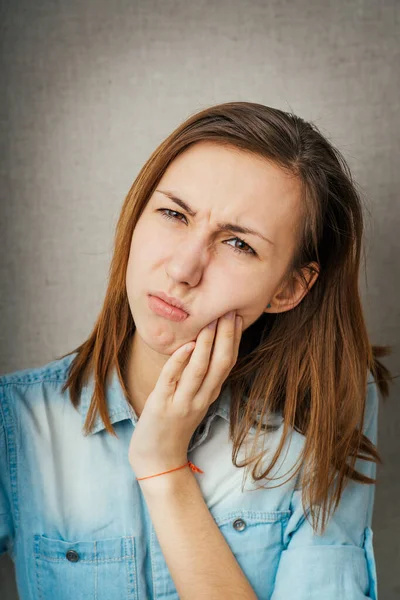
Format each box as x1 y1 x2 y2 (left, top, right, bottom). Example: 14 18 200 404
1 1 399 598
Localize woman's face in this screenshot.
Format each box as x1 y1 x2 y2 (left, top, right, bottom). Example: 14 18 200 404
126 141 303 355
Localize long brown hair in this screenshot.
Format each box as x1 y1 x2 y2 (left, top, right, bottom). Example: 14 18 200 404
58 101 395 534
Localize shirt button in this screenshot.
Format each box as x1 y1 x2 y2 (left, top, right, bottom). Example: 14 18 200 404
232 518 247 532
66 549 80 562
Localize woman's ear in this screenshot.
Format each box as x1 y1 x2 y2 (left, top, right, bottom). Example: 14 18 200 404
265 262 320 314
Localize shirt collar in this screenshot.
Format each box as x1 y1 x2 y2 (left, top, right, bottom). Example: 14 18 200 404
78 364 232 437
78 364 282 450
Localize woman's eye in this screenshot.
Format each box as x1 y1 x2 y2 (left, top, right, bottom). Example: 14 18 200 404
158 208 187 224
157 208 256 257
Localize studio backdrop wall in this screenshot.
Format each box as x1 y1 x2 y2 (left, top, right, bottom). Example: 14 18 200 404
1 1 399 598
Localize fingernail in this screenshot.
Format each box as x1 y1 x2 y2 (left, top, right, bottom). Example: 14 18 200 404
225 310 235 319
235 316 242 328
207 319 218 329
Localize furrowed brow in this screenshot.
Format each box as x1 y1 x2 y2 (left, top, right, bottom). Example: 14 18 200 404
155 189 275 246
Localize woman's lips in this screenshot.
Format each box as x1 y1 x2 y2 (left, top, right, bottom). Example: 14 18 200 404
148 295 189 322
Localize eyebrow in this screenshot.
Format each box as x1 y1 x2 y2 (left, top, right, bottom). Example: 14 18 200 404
155 189 275 246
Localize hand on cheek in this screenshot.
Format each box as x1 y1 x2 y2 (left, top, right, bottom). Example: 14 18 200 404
128 310 243 481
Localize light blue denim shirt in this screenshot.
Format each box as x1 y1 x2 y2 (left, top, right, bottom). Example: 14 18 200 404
0 351 378 599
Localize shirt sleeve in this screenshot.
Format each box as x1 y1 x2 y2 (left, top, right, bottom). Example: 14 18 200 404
0 382 15 557
271 371 379 600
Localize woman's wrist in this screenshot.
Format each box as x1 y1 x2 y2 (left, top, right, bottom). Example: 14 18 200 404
138 462 197 498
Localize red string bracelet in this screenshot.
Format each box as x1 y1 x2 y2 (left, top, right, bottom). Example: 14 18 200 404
136 460 204 481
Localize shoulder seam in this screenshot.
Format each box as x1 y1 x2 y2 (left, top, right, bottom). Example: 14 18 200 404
0 353 77 388
0 375 69 388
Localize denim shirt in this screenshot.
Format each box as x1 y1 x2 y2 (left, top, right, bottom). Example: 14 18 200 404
0 352 378 599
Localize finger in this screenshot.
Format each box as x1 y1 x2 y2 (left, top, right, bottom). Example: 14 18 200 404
198 312 243 403
152 342 196 402
175 311 238 408
173 319 219 403
232 315 243 359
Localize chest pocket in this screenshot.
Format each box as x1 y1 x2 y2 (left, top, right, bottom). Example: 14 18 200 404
150 509 290 600
215 509 290 599
33 534 138 600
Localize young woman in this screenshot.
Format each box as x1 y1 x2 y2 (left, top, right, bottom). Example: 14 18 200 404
0 102 393 600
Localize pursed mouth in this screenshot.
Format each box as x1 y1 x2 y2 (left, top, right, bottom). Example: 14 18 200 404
149 291 190 315
147 294 190 321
